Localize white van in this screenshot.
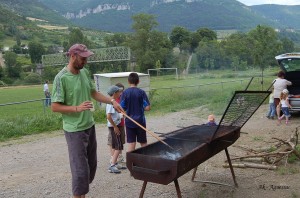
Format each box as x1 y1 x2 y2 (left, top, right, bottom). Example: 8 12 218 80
275 53 300 112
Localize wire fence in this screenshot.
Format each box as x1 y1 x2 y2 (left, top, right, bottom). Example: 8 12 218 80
0 98 52 119
150 79 247 92
0 77 272 119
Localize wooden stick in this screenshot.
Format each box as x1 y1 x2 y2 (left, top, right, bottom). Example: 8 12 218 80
223 163 277 170
120 111 174 150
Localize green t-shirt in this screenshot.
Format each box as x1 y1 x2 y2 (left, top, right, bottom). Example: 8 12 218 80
52 67 96 132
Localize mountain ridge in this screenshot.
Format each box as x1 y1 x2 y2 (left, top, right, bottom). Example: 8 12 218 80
1 0 300 32
38 0 300 32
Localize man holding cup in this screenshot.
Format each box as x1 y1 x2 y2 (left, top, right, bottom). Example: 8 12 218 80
51 43 123 198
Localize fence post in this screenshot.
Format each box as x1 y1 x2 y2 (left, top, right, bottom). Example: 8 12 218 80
221 82 224 92
42 99 46 114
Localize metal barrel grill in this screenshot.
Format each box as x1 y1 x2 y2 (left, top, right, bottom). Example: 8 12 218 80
126 91 271 198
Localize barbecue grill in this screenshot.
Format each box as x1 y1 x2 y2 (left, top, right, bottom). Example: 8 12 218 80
126 91 271 198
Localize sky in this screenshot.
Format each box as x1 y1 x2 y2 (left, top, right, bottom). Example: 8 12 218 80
237 0 300 6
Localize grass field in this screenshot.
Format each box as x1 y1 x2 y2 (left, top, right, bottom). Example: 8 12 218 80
0 69 276 141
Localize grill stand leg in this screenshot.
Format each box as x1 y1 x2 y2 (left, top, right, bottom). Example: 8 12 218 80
139 181 147 198
174 179 182 198
190 149 238 187
225 148 238 187
138 180 182 198
191 166 198 181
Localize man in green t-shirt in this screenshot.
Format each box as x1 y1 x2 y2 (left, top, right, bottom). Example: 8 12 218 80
51 43 122 198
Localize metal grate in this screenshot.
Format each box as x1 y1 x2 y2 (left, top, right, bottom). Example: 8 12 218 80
219 91 270 128
160 91 270 143
211 91 270 140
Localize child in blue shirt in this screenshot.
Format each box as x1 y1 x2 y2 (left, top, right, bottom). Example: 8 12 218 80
120 73 150 152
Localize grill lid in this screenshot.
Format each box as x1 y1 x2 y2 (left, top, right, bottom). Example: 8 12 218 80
211 91 271 141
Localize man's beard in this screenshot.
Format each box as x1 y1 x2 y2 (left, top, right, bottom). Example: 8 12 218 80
74 59 84 70
74 64 84 70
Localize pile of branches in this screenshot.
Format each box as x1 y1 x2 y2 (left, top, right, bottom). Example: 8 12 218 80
223 127 300 170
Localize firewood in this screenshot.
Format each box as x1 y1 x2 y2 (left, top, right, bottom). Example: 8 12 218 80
230 130 300 166
223 163 246 168
223 162 277 170
240 157 264 163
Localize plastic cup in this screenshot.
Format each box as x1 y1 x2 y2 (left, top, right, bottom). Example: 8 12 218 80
90 102 95 112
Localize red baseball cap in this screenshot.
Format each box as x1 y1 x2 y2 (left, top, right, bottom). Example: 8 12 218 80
67 44 94 57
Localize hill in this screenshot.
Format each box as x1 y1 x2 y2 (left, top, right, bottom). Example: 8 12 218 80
2 0 300 33
251 5 300 29
0 0 70 25
1 0 300 50
38 0 275 32
0 4 29 25
36 0 300 32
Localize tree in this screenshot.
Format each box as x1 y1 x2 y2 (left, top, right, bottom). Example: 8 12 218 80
220 32 252 67
189 28 217 53
248 25 281 89
68 28 92 49
69 28 84 46
12 44 22 54
231 56 240 72
248 25 281 66
132 14 158 33
169 26 190 52
3 51 17 68
196 28 217 41
128 14 172 72
7 23 18 36
28 41 45 64
190 32 201 52
196 40 223 70
104 33 127 47
3 51 21 78
0 66 3 80
280 37 294 53
16 34 21 46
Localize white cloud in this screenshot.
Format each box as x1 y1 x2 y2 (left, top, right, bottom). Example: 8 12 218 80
237 0 300 6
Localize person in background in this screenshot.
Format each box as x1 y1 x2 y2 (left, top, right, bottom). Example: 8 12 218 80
277 89 292 125
51 43 123 198
206 114 217 126
266 88 275 119
120 72 151 152
106 85 126 174
273 71 292 117
43 80 51 107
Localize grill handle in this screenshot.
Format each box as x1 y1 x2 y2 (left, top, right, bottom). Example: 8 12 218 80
132 165 170 175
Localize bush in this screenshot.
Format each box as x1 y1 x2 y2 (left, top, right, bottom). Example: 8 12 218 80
24 72 41 84
1 77 14 85
220 73 236 78
0 80 7 87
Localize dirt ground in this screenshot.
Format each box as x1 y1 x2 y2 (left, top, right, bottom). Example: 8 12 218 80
1 104 300 198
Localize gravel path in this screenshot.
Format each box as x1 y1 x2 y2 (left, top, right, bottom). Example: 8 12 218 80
1 105 300 198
